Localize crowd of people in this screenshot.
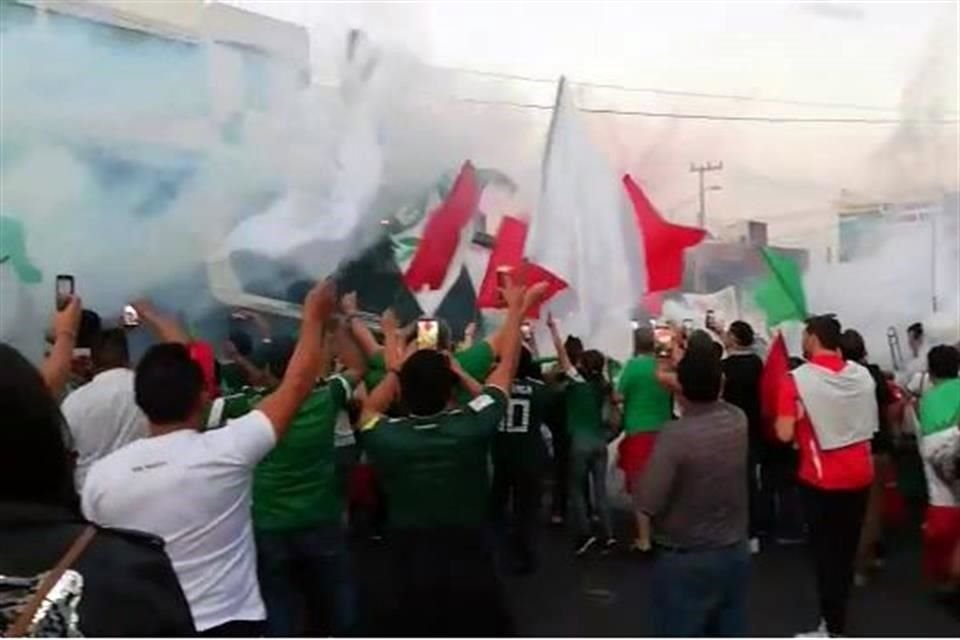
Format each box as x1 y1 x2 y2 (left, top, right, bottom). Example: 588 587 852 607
1 274 959 637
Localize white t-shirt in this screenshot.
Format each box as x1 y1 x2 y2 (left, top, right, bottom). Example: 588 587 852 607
61 368 148 491
82 410 277 632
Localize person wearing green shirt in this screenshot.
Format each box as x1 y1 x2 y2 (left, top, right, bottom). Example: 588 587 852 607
548 316 619 556
357 279 547 636
218 322 366 637
490 345 558 575
615 326 674 551
917 345 960 589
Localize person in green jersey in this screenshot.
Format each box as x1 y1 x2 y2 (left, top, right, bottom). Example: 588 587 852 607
917 345 960 589
548 315 620 556
221 319 367 637
341 292 499 402
615 326 674 552
490 345 559 575
358 278 548 636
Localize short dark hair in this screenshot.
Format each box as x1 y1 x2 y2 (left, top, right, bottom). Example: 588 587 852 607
399 350 456 416
516 346 541 381
839 329 867 363
92 328 130 370
0 343 77 509
907 322 924 340
579 349 606 382
135 343 205 424
677 346 722 403
564 336 584 363
77 310 102 349
927 345 959 380
805 314 842 350
634 327 654 354
728 321 755 348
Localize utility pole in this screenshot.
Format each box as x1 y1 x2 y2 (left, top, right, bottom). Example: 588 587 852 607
690 161 724 229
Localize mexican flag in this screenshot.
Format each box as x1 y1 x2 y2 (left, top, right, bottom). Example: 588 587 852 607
752 247 808 327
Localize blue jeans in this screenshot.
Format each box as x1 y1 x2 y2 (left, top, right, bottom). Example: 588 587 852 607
255 523 356 637
652 541 750 637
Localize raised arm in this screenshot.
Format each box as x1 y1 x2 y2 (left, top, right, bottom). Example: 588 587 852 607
256 280 336 439
359 309 403 426
341 292 382 358
546 313 573 373
41 295 82 398
485 279 549 393
449 355 483 399
333 319 368 386
223 339 278 389
132 299 191 345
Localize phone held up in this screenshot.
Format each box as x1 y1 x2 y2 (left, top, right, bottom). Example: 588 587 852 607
123 304 140 328
417 318 440 351
653 324 674 359
55 274 75 311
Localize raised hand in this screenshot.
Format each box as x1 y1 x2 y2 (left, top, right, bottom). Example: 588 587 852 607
304 280 337 327
53 295 82 339
340 291 359 315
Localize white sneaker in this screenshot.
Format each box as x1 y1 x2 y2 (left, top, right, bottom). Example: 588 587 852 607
749 537 761 554
795 621 829 637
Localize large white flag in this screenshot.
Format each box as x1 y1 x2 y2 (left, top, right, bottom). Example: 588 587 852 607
524 78 646 362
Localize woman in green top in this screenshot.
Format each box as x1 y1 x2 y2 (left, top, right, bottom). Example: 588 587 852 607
548 316 619 555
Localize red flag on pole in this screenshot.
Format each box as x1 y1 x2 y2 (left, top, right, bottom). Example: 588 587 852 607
760 331 790 442
476 216 566 318
404 161 481 292
623 174 707 293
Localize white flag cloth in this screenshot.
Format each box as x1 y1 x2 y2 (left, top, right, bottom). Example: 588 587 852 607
524 78 646 362
682 286 740 328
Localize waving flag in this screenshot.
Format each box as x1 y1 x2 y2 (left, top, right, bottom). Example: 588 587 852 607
476 215 566 317
623 175 706 293
404 161 480 292
760 331 791 441
753 247 808 327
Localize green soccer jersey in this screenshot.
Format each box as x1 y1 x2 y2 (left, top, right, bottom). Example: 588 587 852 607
617 355 672 434
365 341 496 403
493 377 556 468
250 376 353 531
360 386 508 528
564 368 607 447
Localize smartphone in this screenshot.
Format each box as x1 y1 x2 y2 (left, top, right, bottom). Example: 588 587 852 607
123 304 140 328
417 318 440 350
521 322 533 341
654 326 674 359
55 274 75 311
705 309 715 328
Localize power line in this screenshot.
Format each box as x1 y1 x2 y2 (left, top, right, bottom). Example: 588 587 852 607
438 64 954 116
455 97 960 125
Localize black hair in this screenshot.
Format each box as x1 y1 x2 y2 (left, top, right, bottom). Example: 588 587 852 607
229 329 254 357
677 345 723 403
728 321 755 348
135 343 205 424
399 349 457 416
76 309 102 349
92 328 130 370
687 329 717 354
0 343 78 509
634 327 655 355
805 314 842 350
839 329 867 363
927 345 959 380
262 335 297 379
516 346 541 381
907 322 924 340
564 336 584 363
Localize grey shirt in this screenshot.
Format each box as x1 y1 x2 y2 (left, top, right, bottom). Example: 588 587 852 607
636 400 748 550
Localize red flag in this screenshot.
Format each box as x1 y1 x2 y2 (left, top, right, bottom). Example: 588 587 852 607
760 331 790 442
404 161 481 291
623 174 707 293
641 291 665 316
476 216 566 318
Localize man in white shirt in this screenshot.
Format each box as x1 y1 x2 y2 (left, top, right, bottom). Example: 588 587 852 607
62 328 147 492
83 281 336 636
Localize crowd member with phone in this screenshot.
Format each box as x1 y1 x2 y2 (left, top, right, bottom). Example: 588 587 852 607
615 326 675 553
356 277 548 636
1 302 195 637
62 327 148 493
81 280 337 636
547 313 619 556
